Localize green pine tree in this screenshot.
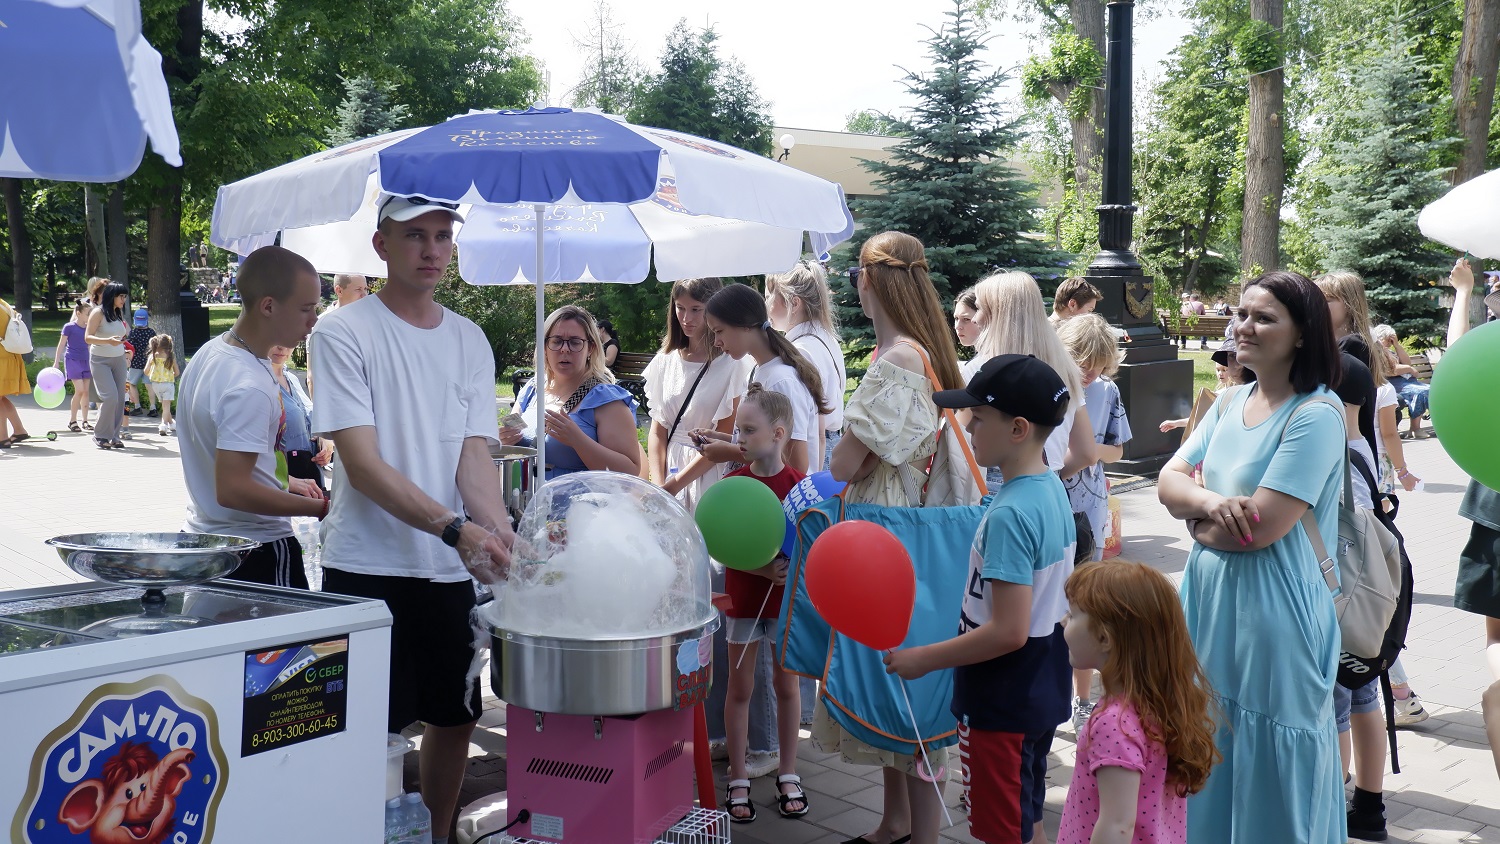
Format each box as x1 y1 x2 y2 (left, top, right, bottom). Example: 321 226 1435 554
326 76 411 147
831 0 1067 349
1309 41 1453 339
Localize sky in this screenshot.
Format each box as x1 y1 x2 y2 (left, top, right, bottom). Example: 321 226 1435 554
509 0 1197 133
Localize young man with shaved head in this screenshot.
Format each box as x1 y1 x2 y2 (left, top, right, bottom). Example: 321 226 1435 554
177 245 328 587
310 195 511 843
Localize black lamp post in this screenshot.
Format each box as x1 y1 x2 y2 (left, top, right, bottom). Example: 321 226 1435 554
1086 0 1194 476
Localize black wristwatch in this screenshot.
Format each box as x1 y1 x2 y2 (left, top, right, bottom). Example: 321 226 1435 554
441 515 468 548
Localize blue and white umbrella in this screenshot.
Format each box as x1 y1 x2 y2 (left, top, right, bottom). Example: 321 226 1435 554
0 0 180 181
210 107 855 479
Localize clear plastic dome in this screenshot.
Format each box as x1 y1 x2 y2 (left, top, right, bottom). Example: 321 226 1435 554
486 471 715 640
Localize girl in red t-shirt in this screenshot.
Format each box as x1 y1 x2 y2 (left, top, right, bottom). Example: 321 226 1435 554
704 384 809 823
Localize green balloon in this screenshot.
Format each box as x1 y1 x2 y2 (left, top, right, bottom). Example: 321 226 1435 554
33 385 66 409
694 475 787 571
1430 320 1500 491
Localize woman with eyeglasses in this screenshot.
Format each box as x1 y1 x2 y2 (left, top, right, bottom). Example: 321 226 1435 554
504 305 640 480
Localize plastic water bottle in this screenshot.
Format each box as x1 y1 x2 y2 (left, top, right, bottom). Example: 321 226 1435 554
384 797 405 844
401 792 432 844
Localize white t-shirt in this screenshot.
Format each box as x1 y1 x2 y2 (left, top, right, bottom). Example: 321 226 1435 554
786 323 846 431
1042 396 1086 471
1373 382 1398 458
311 296 499 582
177 335 291 541
748 357 819 473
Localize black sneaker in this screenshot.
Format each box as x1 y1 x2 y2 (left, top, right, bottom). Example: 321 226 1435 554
1348 788 1388 841
147 407 160 418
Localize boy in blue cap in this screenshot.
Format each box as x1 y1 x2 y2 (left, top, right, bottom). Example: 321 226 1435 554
125 307 157 416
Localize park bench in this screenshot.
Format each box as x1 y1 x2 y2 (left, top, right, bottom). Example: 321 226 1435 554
508 351 654 418
1162 314 1233 348
1394 350 1437 424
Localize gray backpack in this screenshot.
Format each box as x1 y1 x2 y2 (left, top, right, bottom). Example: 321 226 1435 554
1280 396 1402 660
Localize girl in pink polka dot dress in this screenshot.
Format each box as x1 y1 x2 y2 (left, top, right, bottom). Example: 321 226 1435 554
1057 563 1220 844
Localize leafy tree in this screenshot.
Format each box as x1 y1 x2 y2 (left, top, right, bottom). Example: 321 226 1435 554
1308 41 1453 339
627 23 773 155
1135 30 1246 294
584 21 772 350
327 76 410 146
569 0 643 115
831 0 1066 350
844 109 904 136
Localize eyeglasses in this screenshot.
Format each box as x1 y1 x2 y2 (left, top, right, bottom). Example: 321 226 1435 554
545 336 587 352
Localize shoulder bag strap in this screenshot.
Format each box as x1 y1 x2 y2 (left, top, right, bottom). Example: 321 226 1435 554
1277 393 1349 596
666 354 714 445
900 341 987 496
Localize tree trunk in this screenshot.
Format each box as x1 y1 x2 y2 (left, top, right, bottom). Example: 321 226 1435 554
1241 0 1285 276
1184 175 1222 292
107 185 129 288
1068 0 1106 195
145 0 203 358
84 185 108 278
45 257 57 313
147 182 184 363
1450 0 1500 186
2 177 35 358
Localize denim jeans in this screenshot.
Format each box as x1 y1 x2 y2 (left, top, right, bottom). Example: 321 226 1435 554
1389 375 1430 420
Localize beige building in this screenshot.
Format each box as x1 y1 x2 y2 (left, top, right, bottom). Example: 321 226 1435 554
770 125 1060 205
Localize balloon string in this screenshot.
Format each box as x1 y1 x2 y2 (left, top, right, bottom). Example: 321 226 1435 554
891 661 954 828
733 588 776 671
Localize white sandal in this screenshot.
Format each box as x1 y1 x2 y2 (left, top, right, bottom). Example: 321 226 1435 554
776 773 809 818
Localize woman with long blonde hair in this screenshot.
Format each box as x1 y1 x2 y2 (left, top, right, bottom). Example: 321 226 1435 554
1059 562 1220 842
765 260 847 471
823 231 975 844
504 305 640 480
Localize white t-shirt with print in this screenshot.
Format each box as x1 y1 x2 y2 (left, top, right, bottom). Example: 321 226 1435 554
178 335 291 542
311 295 499 582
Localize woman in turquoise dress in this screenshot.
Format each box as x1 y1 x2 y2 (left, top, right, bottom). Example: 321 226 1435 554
506 305 640 480
1158 271 1348 843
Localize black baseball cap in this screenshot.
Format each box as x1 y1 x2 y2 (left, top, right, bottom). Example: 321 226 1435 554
933 354 1070 427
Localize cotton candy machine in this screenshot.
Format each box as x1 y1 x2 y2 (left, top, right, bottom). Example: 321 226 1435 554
478 472 720 844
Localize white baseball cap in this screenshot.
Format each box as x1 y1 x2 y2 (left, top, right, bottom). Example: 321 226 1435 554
377 195 465 225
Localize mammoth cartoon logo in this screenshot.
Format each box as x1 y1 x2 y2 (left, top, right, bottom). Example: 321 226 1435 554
13 676 229 844
59 741 194 844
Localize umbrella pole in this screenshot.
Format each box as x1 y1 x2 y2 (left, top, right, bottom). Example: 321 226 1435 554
534 203 546 491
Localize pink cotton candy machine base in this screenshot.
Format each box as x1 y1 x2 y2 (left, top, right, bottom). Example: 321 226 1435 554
505 705 696 844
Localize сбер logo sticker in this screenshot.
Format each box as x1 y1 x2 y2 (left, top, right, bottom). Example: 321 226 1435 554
13 675 230 844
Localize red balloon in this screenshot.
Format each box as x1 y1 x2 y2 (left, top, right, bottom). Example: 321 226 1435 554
805 521 916 651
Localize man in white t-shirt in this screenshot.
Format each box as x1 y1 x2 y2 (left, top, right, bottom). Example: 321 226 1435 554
311 195 511 844
177 245 328 586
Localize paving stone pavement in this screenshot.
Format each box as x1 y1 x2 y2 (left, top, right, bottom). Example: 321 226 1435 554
2 392 1495 842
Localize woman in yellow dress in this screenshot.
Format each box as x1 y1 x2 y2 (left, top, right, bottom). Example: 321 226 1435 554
0 298 35 447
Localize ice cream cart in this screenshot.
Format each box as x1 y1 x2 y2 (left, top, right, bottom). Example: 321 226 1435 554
0 533 393 844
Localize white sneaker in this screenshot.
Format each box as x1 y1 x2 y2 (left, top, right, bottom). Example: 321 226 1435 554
1393 692 1429 727
744 750 780 779
1071 696 1095 735
708 739 728 762
158 425 169 436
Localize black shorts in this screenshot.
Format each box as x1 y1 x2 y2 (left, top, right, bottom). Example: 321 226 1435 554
321 568 482 732
1455 521 1500 619
227 535 308 590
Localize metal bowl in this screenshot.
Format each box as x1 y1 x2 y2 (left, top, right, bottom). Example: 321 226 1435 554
488 618 719 715
46 532 259 589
